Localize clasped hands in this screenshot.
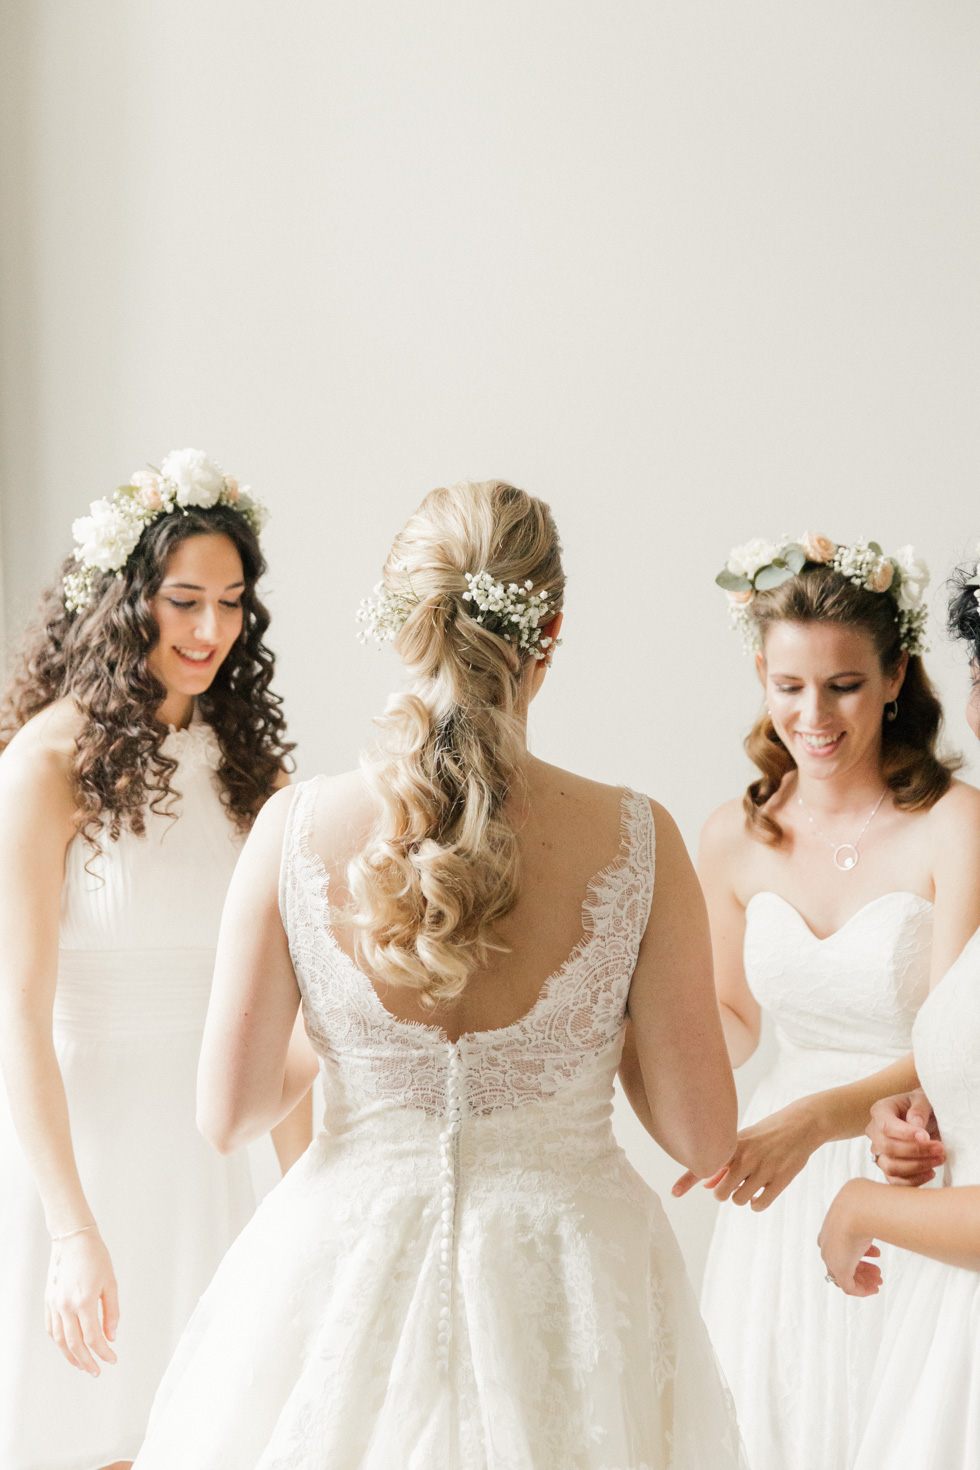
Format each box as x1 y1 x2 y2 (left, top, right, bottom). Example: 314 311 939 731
818 1088 944 1297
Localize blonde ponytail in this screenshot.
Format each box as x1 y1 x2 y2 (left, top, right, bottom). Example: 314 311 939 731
347 480 565 1005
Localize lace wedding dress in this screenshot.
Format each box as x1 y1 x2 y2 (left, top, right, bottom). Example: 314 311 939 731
0 716 257 1470
699 890 933 1470
133 781 747 1470
853 924 980 1470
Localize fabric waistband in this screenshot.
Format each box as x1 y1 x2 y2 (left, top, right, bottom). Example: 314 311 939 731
54 947 216 1035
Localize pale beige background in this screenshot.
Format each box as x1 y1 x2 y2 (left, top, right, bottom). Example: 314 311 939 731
1 1 978 1282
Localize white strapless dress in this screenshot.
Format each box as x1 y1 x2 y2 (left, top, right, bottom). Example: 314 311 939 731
0 719 257 1470
132 781 747 1470
699 890 933 1470
854 924 980 1470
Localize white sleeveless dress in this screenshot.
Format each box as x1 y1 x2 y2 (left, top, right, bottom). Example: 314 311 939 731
0 718 257 1470
853 923 980 1470
699 890 933 1470
131 780 747 1470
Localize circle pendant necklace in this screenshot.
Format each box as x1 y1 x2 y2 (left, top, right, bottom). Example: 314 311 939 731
797 788 888 872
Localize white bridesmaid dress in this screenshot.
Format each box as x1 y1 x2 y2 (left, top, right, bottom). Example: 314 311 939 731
0 716 258 1470
854 923 980 1470
699 889 933 1470
132 781 747 1470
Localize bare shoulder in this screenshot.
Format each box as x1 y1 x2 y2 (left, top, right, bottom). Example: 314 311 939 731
925 778 980 838
699 795 749 859
0 698 79 805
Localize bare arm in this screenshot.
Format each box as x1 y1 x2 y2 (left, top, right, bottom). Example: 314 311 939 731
698 803 761 1069
269 1013 317 1172
197 787 318 1154
0 733 119 1374
625 802 738 1178
820 1176 980 1296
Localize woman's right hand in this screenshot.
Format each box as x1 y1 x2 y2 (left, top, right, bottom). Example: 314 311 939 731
866 1089 945 1187
45 1230 119 1376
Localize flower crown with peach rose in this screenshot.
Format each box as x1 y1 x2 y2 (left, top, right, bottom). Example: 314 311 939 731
715 532 929 657
63 448 269 613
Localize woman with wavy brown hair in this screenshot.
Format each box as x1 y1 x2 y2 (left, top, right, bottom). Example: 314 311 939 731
0 451 302 1470
667 535 980 1470
130 479 746 1469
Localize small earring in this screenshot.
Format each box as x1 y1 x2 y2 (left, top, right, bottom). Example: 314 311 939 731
885 699 899 722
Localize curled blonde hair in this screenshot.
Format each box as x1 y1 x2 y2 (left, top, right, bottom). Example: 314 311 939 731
347 480 565 1005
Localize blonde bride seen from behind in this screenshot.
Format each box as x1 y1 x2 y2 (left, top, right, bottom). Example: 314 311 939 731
133 479 747 1469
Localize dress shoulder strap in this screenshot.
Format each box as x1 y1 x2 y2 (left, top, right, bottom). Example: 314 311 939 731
579 788 656 953
277 777 324 928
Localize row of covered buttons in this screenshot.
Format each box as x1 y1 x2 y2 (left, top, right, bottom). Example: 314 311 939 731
436 1044 463 1373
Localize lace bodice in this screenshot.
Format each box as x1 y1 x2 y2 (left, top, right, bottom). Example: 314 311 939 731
913 926 980 1186
280 779 656 1125
743 891 933 1068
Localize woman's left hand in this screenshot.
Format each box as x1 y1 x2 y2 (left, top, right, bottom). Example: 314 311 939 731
672 1098 825 1210
818 1179 883 1297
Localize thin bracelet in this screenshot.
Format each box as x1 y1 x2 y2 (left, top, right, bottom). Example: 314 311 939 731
49 1223 96 1243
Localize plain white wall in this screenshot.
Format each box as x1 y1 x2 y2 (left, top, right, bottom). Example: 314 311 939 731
2 0 979 1282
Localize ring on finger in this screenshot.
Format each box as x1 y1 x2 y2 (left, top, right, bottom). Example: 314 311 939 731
824 1271 838 1286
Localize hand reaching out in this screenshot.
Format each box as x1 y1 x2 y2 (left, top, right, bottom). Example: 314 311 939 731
672 1099 824 1211
866 1089 944 1187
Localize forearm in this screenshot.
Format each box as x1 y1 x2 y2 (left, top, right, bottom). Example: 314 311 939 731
0 1010 94 1233
842 1176 980 1271
807 1053 920 1146
719 1002 758 1069
271 1087 314 1173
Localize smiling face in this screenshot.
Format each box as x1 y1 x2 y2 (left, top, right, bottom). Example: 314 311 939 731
758 620 907 782
147 533 246 706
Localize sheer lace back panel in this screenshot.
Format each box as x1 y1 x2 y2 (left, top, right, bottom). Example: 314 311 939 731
279 780 655 1126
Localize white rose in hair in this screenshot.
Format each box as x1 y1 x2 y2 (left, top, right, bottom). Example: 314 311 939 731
727 538 781 582
160 447 226 507
892 545 929 610
236 487 270 531
72 499 143 572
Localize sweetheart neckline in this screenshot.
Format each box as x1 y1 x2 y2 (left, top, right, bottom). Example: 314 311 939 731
745 889 934 944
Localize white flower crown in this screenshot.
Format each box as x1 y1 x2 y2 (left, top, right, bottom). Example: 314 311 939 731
63 448 269 612
357 568 560 663
716 532 929 657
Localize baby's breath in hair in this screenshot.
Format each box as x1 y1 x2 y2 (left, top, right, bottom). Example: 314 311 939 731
357 567 560 664
459 572 558 660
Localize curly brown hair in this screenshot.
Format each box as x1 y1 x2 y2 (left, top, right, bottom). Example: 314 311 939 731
743 564 958 844
0 504 294 848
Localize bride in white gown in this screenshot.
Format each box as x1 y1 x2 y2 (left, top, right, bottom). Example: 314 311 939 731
819 553 980 1470
667 535 980 1470
133 478 747 1469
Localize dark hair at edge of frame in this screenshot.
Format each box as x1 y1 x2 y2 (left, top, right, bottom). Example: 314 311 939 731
0 503 294 854
947 561 980 674
742 563 959 845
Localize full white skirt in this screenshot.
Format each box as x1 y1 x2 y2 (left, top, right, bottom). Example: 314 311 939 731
134 1119 747 1470
700 1047 910 1470
0 1015 255 1470
853 1249 980 1469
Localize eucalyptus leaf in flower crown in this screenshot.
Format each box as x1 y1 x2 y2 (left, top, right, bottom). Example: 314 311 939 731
715 533 929 657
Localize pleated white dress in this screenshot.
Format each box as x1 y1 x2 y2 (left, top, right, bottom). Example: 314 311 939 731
0 718 257 1470
853 924 980 1470
132 781 747 1470
699 890 933 1470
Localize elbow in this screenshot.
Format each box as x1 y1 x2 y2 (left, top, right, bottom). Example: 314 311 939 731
687 1126 738 1181
196 1103 249 1156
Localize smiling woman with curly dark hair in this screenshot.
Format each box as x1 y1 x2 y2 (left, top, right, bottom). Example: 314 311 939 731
0 451 307 1470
